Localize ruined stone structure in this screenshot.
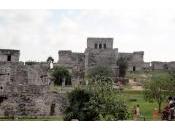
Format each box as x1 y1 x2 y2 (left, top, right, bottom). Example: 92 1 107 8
151 61 175 71
118 51 144 72
0 49 20 62
58 37 145 85
0 37 175 117
0 50 63 117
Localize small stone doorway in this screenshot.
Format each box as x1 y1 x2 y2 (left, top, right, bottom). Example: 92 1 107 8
133 66 136 72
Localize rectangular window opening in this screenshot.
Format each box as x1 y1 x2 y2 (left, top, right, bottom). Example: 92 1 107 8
7 55 11 61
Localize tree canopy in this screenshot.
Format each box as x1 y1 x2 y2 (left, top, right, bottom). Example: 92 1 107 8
63 76 128 121
143 73 175 113
51 66 71 86
87 66 113 83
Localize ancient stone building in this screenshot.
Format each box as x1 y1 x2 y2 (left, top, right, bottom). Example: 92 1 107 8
151 61 175 71
58 37 145 85
84 38 118 80
0 49 63 117
118 51 144 72
0 49 20 62
1 37 174 117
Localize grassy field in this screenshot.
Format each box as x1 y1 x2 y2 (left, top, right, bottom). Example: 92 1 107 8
120 90 164 121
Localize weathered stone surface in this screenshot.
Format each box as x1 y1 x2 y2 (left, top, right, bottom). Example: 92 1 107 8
0 61 63 117
118 51 144 71
151 61 175 71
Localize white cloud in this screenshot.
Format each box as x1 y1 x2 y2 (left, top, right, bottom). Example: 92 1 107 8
0 9 175 62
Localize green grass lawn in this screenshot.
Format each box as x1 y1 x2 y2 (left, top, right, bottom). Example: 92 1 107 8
120 90 165 121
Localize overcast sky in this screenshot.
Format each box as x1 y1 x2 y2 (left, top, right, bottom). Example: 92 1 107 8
0 9 175 62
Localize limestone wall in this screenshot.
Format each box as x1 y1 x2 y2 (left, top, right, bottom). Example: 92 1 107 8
58 50 85 85
151 61 167 70
0 62 63 117
167 62 175 70
151 61 175 71
118 51 144 71
84 48 118 78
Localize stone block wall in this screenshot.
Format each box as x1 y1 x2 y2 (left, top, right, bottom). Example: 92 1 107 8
84 48 118 78
118 51 144 71
151 61 167 70
58 51 85 85
0 61 63 117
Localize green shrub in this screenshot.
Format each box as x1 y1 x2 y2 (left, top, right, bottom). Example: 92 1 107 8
63 79 129 121
51 66 71 86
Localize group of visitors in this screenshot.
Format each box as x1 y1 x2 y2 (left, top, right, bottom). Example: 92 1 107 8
161 96 175 120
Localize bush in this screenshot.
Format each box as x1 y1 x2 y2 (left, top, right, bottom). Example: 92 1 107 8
63 79 129 121
64 88 93 121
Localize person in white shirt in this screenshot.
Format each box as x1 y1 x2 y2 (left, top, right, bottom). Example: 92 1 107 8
136 104 140 120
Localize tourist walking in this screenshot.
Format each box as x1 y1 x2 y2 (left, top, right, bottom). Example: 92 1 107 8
136 104 140 120
132 105 137 120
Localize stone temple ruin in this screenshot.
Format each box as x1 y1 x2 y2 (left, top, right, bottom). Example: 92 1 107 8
58 38 145 85
0 37 175 117
0 49 63 117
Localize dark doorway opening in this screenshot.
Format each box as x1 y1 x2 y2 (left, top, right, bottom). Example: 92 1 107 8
50 103 56 116
99 44 102 49
0 96 7 104
133 66 136 72
7 55 11 61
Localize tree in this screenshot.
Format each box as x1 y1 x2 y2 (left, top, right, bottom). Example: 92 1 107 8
51 66 71 86
117 57 128 77
47 56 54 64
64 87 93 120
63 78 129 121
87 66 113 83
143 73 175 113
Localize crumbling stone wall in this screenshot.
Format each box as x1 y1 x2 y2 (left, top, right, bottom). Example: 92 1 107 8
58 51 85 85
118 51 144 71
151 61 175 71
58 38 145 85
0 62 63 117
84 48 118 79
151 61 168 70
167 62 175 71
